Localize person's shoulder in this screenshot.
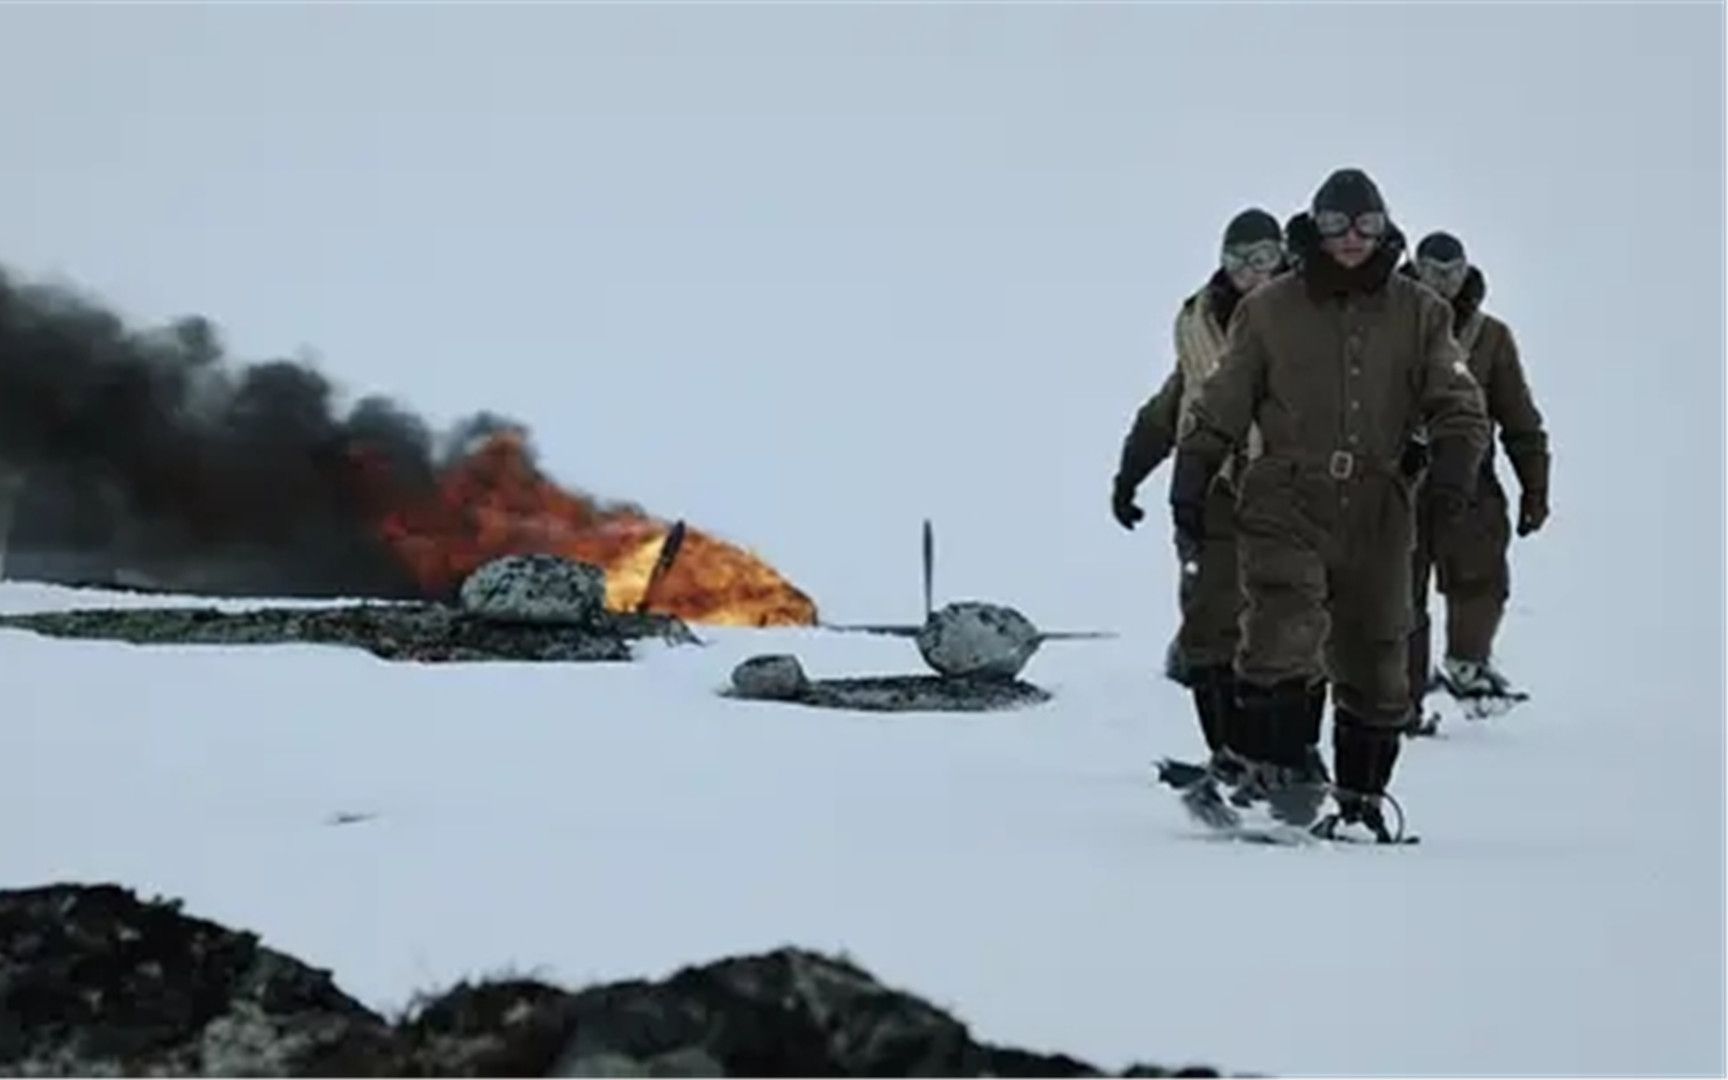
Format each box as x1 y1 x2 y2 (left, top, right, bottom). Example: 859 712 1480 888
1392 271 1452 321
1174 280 1212 328
1389 269 1435 302
1474 311 1519 362
1236 270 1299 318
1479 310 1512 337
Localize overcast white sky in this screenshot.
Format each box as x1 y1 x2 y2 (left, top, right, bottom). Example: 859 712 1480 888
0 3 1720 663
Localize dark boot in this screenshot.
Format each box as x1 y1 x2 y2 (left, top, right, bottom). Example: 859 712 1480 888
1301 680 1327 747
1230 678 1329 827
1165 665 1247 803
1408 605 1433 719
1227 678 1298 766
1315 711 1407 842
1300 681 1331 783
1154 665 1244 817
1223 680 1277 807
1315 789 1398 844
1160 666 1248 830
1332 712 1402 796
1188 665 1232 754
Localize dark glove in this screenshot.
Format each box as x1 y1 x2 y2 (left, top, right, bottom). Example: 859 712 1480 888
1112 479 1145 531
1423 438 1475 552
1517 488 1549 536
1169 451 1214 551
1424 436 1478 528
1510 452 1551 537
1399 436 1430 480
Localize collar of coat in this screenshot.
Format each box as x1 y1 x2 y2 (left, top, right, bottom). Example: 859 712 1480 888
1397 261 1487 335
1287 211 1407 302
1200 255 1296 328
1203 268 1244 329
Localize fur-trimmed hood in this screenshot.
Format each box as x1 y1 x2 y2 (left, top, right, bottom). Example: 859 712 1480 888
1286 212 1407 299
1202 268 1243 329
1200 251 1295 328
1399 261 1487 335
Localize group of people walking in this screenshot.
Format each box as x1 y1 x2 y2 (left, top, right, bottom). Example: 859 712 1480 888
1112 167 1550 843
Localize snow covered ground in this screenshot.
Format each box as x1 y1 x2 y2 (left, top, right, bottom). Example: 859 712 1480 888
1 579 1720 1076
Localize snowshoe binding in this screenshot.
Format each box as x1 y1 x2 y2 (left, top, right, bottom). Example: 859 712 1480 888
1436 657 1530 720
1158 751 1329 845
1311 789 1420 845
1229 752 1329 827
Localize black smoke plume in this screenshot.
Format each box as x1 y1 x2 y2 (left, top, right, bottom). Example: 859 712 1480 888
0 265 511 598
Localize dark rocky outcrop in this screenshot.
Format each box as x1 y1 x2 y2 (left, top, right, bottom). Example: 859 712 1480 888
0 884 1230 1077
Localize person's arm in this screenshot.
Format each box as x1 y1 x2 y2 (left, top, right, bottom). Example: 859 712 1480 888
1487 322 1551 534
1115 365 1184 495
1417 296 1490 514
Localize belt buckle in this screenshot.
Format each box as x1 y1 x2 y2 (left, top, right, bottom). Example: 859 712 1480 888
1328 450 1355 480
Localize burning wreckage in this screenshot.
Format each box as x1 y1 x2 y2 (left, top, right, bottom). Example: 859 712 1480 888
0 430 820 664
0 266 1109 707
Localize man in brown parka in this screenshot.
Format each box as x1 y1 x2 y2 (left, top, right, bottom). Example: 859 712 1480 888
1114 209 1326 775
1401 231 1550 722
1170 168 1490 841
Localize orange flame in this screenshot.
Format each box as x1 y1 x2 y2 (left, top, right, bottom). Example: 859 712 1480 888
365 431 817 627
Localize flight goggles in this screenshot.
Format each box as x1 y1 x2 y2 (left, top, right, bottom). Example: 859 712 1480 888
1313 209 1389 239
1220 239 1284 274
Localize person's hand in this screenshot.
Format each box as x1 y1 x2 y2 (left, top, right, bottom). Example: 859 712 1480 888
1517 488 1549 536
1112 482 1145 531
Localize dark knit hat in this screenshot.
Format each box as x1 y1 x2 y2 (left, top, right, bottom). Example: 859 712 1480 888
1311 168 1386 217
1416 231 1467 263
1222 208 1282 247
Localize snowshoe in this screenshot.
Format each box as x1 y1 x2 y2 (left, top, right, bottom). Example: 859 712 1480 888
1156 749 1248 791
1311 790 1420 845
1164 757 1328 845
1154 757 1210 791
1156 753 1247 831
1178 771 1243 831
1257 759 1330 828
1436 657 1530 720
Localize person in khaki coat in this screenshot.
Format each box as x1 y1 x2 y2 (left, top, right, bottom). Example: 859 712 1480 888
1114 208 1322 774
1401 232 1550 718
1170 168 1490 840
